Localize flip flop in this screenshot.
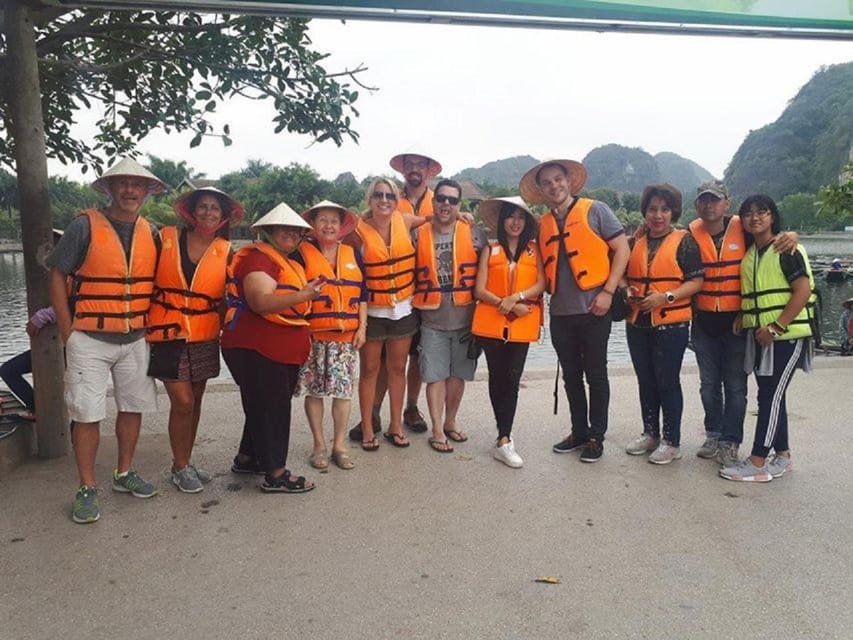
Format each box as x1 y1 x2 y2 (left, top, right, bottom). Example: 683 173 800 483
428 437 454 453
443 429 468 443
361 437 380 452
383 432 410 448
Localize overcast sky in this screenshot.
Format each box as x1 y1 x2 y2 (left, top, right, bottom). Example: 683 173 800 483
50 18 853 185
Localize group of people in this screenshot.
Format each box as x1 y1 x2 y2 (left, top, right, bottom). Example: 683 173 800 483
32 150 816 524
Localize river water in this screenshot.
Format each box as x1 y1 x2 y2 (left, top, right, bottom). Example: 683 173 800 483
2 235 853 377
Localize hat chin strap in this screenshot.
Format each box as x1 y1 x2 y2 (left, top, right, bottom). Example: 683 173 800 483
179 209 228 236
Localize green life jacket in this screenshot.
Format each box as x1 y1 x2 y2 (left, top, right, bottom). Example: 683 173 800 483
741 244 815 340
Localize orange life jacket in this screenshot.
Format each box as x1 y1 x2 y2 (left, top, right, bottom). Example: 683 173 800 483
224 242 310 329
357 213 416 307
472 241 542 343
398 187 433 218
413 222 478 310
146 226 230 343
70 209 157 333
689 216 744 312
626 230 692 326
539 198 611 293
298 240 363 339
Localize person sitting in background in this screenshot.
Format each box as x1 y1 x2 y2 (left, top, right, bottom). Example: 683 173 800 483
839 297 853 355
0 306 57 418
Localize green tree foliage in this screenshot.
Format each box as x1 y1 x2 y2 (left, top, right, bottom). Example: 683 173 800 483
724 62 853 201
817 162 853 223
145 155 204 191
0 10 369 173
0 169 18 218
778 193 819 231
583 187 621 210
582 144 661 194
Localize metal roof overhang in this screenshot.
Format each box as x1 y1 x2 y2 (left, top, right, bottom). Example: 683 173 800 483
49 0 853 41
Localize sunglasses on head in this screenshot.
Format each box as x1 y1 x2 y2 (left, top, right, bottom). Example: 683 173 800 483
372 191 397 201
435 194 460 205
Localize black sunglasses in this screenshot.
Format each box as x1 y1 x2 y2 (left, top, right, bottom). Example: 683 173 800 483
435 194 460 205
372 191 397 201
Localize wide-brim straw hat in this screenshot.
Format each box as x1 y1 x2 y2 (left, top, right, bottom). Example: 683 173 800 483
519 159 587 205
174 187 246 227
301 199 358 239
91 157 169 197
478 196 536 232
172 187 246 227
389 151 442 178
251 202 311 231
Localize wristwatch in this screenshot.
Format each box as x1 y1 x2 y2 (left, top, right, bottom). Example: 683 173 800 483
664 291 676 304
767 324 782 338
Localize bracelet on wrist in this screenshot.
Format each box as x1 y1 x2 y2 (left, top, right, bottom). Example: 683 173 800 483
602 288 615 296
772 321 787 333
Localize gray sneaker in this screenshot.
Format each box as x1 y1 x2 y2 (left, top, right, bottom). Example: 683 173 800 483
649 443 682 465
716 441 740 468
72 486 100 524
112 469 159 498
190 464 212 484
766 453 792 478
719 458 773 482
626 433 659 455
172 466 204 493
697 436 719 459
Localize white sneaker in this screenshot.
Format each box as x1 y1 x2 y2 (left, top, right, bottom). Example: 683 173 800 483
648 443 682 465
626 433 659 455
494 440 523 468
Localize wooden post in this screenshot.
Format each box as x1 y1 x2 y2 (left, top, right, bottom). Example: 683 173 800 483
5 0 70 458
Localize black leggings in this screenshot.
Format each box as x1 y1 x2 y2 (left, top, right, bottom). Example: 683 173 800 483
222 347 299 474
481 338 530 440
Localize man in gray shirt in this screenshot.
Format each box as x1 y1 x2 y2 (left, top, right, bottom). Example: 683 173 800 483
47 157 166 524
412 179 486 453
520 159 630 462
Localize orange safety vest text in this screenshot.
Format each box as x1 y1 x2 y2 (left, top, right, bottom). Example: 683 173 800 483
689 216 744 312
626 230 692 326
224 243 310 329
146 226 230 342
472 241 542 343
70 209 157 333
357 213 416 307
413 222 478 310
299 240 363 339
539 198 610 293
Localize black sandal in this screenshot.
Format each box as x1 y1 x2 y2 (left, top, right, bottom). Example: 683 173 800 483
261 470 315 493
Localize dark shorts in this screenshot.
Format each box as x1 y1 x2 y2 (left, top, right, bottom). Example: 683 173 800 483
365 313 419 342
148 339 221 382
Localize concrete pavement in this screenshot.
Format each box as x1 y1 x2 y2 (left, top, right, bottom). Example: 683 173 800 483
1 359 852 639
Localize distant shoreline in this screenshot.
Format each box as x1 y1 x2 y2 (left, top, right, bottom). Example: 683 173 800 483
0 243 22 253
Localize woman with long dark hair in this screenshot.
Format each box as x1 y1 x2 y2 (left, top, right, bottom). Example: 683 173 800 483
721 195 815 482
472 197 545 468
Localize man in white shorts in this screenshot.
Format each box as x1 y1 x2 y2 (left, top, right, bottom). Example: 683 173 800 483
47 157 167 524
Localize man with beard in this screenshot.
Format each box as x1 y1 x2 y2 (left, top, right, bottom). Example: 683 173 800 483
411 179 486 452
47 157 168 523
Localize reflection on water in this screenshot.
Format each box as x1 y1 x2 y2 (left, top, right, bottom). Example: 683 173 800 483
2 234 853 376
